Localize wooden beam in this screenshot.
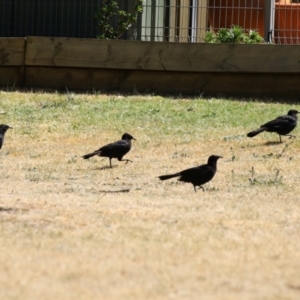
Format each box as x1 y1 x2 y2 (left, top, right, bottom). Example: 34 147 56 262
0 38 26 66
0 67 24 86
24 66 300 100
25 37 300 73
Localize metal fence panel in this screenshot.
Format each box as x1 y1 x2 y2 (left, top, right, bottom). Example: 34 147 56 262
274 0 300 44
207 0 265 36
0 0 13 37
1 0 103 38
0 0 300 44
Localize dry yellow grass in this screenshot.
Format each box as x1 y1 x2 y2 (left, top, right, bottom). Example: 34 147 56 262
1 91 300 299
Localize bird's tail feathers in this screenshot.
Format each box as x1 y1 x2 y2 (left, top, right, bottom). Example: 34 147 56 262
247 127 266 138
158 173 180 181
82 151 100 159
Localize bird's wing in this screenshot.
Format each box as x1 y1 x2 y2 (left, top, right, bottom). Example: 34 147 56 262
262 115 294 129
180 165 213 177
262 116 296 127
100 140 127 151
99 140 130 156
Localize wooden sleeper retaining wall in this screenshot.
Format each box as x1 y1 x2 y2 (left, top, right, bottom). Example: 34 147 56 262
1 36 300 99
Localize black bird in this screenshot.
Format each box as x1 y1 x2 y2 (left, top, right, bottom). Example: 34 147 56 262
0 124 12 149
158 155 222 192
82 133 136 168
247 109 299 143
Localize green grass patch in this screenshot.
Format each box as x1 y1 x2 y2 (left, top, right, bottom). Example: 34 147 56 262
1 90 300 300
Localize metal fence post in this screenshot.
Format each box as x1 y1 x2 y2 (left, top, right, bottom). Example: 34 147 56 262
264 0 275 42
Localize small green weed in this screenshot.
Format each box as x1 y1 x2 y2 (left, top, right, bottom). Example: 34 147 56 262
249 167 283 186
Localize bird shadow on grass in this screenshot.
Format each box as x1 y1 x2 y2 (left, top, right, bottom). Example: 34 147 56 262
98 189 130 193
243 141 288 149
264 140 295 147
264 141 283 146
0 207 15 213
93 166 114 171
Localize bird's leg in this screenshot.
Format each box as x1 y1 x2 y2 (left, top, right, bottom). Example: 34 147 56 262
279 135 282 143
198 186 205 192
109 158 113 168
194 186 204 192
119 159 133 164
285 134 296 139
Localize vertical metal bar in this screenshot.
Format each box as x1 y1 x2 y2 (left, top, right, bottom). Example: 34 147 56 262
11 0 15 36
264 0 275 42
60 0 63 36
191 0 197 42
73 0 76 37
49 1 51 36
168 0 176 42
67 0 69 37
136 0 142 40
37 0 40 36
150 0 156 41
84 0 87 37
81 0 83 37
43 0 46 36
196 0 207 43
179 0 189 42
156 0 160 40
